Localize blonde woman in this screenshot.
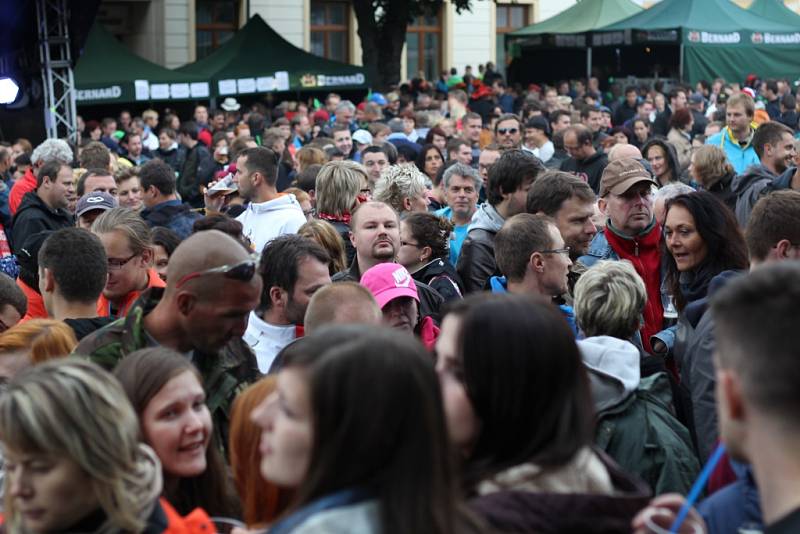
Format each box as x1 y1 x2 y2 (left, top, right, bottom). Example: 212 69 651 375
314 160 370 263
0 358 213 532
372 163 430 216
689 145 736 213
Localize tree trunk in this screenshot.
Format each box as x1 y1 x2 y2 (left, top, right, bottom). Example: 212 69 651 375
352 0 380 90
353 0 412 92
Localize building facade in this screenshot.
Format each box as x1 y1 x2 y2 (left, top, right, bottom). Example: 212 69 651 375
96 0 552 81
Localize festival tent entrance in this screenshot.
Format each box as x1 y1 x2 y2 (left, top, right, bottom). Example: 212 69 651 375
505 0 642 84
177 14 369 97
74 24 210 105
592 0 800 84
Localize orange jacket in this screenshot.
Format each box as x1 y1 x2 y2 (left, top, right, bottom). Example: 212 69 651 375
17 278 47 322
96 268 166 318
159 498 215 534
0 499 213 534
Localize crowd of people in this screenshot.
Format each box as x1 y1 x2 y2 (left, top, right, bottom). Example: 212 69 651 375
0 65 798 534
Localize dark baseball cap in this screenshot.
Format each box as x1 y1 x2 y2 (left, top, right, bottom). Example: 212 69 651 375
76 191 117 217
599 159 657 197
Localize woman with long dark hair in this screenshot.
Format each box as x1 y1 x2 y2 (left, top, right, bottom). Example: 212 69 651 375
425 126 449 157
435 294 650 532
113 347 241 517
662 191 748 461
416 144 445 188
252 327 482 534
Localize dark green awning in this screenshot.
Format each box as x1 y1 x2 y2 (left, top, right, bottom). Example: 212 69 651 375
74 24 210 105
177 14 369 95
509 0 642 37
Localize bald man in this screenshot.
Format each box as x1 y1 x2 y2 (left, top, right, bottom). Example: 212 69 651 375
304 282 382 334
74 230 263 448
607 143 642 162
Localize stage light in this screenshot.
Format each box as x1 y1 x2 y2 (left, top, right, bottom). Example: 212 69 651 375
0 77 20 104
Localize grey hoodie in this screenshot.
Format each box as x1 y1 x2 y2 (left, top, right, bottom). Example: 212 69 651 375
577 336 641 413
468 202 505 233
731 163 796 227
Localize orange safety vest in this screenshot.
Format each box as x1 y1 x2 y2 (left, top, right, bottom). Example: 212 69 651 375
96 268 166 318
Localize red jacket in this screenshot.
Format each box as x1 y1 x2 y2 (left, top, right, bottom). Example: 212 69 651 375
17 278 47 322
96 268 166 318
605 222 664 353
9 167 37 216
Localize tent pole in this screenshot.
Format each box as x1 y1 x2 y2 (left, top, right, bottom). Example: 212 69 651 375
679 44 684 82
586 46 592 81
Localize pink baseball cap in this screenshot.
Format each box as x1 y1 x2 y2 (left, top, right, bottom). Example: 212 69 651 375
360 263 419 309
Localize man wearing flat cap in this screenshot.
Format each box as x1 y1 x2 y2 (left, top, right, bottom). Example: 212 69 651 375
576 159 664 354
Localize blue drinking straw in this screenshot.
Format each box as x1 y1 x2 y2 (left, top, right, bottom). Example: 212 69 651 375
669 442 727 533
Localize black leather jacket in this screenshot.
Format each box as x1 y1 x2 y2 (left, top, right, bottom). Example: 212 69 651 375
456 227 501 293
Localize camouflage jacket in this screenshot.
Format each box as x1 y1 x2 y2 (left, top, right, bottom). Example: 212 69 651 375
73 288 261 453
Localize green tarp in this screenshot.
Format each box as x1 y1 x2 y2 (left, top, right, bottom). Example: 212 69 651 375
746 0 800 25
74 24 210 105
593 0 800 83
600 0 798 33
509 0 642 37
177 14 368 96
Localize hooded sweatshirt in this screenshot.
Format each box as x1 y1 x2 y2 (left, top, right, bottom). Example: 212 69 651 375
579 335 701 495
10 192 73 255
560 151 609 194
577 336 640 413
468 202 505 233
456 203 506 293
236 194 306 253
731 163 796 227
642 138 689 187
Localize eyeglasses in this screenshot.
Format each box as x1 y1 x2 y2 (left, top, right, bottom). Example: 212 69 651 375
175 257 259 289
497 128 518 135
107 254 138 271
536 247 571 256
401 241 421 248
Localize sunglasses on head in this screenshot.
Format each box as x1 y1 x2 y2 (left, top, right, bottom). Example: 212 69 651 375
175 257 258 289
498 127 518 135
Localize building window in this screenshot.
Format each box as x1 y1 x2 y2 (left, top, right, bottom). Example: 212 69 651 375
310 1 349 62
496 4 529 74
406 8 442 82
196 0 239 59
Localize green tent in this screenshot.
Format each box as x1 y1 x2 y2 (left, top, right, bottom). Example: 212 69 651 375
594 0 800 83
746 0 800 24
177 14 368 96
74 24 210 105
509 0 642 40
